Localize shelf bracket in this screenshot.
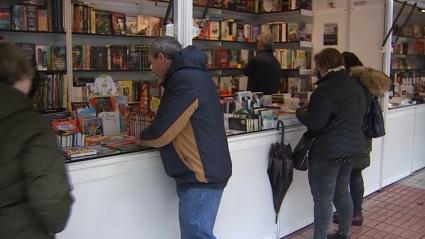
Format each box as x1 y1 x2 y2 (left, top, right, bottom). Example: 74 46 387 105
392 2 417 47
382 0 406 47
198 0 211 28
193 0 211 38
162 0 174 30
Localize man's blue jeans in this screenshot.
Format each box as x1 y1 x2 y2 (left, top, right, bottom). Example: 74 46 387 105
177 188 224 239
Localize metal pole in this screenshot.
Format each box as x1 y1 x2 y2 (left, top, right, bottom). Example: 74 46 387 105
163 0 173 28
381 1 406 47
393 2 417 46
198 0 211 29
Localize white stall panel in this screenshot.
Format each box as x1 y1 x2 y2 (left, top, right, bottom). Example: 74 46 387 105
382 108 416 187
412 106 425 172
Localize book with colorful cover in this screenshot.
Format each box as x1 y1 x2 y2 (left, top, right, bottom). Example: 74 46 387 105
11 5 26 30
51 46 66 70
114 144 144 152
86 75 121 98
84 135 111 146
0 7 10 30
87 145 120 156
82 117 103 136
111 12 126 35
99 111 121 136
46 111 72 122
15 43 35 67
51 120 80 132
62 146 97 159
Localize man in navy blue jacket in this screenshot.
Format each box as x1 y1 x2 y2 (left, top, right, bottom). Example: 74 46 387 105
138 36 232 239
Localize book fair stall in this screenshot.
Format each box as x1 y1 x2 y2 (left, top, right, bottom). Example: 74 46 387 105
1 0 424 238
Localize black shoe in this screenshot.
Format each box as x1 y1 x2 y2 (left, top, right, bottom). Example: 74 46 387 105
327 232 350 239
333 210 363 227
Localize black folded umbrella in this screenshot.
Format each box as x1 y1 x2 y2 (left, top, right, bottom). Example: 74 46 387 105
268 120 293 230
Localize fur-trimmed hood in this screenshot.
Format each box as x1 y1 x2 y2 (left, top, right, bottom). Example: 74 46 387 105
349 66 392 97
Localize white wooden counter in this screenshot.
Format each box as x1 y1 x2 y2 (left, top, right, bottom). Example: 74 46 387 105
381 104 425 187
57 104 425 239
58 126 314 239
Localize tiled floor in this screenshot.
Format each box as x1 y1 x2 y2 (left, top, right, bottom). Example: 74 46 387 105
283 170 425 239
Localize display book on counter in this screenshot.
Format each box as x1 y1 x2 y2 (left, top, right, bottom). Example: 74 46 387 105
33 73 162 162
33 72 314 162
221 91 312 136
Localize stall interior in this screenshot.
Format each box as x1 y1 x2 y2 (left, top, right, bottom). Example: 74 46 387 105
389 0 425 108
0 0 316 162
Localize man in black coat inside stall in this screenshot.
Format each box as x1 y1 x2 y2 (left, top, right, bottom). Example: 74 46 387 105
244 32 281 95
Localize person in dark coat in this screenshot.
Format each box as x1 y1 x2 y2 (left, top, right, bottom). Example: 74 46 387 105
138 36 232 239
296 48 367 239
332 52 392 227
244 32 281 95
0 42 73 239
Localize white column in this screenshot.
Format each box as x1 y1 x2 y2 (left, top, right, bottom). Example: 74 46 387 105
174 0 193 47
379 0 394 190
382 0 393 77
64 0 73 102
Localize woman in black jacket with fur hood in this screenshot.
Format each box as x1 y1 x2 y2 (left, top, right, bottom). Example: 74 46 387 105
332 52 392 228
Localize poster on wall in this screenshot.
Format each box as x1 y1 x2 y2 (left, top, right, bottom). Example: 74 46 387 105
326 0 336 8
323 23 338 45
353 0 368 6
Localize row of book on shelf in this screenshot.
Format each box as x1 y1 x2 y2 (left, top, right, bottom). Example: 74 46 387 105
194 18 312 43
392 56 425 70
215 75 308 96
12 43 150 72
32 73 147 110
71 0 313 37
393 41 425 55
193 0 312 13
71 1 166 37
12 41 312 73
0 0 313 34
392 72 425 97
394 23 425 39
0 0 64 32
203 48 311 70
31 69 309 113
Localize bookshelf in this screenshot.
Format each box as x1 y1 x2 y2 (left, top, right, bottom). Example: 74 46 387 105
192 2 314 95
390 1 425 103
0 0 316 161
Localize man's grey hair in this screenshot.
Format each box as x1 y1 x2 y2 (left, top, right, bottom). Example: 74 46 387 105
257 32 274 50
149 36 182 59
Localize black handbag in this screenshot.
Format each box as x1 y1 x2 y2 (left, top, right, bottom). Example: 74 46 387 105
292 131 314 171
352 152 370 171
293 93 361 171
364 97 385 138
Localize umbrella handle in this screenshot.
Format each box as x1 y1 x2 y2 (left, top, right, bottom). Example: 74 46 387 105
277 120 285 143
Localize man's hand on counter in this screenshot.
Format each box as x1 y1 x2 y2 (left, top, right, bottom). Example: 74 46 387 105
300 102 309 109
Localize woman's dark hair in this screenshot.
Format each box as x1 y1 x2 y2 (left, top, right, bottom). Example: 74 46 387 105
0 42 35 86
342 52 364 68
314 48 344 71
